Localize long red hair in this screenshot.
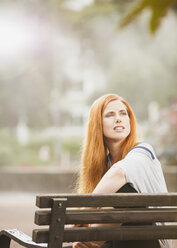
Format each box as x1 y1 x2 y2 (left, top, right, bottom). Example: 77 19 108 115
77 94 138 193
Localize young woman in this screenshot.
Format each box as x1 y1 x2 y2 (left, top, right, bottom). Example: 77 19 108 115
74 94 171 248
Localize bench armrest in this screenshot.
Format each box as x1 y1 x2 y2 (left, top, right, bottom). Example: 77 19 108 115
0 229 47 248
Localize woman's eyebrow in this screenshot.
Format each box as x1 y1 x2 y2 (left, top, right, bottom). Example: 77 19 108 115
105 111 115 114
119 109 127 112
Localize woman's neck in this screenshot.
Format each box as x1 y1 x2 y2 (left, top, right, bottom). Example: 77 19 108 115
106 140 122 164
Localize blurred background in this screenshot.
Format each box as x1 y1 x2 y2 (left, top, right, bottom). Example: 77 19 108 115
0 0 177 246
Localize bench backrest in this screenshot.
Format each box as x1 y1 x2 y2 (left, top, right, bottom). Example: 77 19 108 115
33 193 177 248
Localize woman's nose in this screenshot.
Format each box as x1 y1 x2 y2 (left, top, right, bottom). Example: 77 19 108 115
115 115 121 123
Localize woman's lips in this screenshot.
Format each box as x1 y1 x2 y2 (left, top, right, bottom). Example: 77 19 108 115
113 126 125 131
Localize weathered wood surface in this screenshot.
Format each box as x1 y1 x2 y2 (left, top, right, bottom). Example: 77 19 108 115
48 198 67 248
32 225 177 243
1 193 177 248
36 193 177 208
35 208 177 225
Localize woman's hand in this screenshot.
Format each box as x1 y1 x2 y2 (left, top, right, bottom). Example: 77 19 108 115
73 241 101 248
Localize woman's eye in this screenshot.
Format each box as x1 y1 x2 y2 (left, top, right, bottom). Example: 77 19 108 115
106 113 114 117
121 112 127 115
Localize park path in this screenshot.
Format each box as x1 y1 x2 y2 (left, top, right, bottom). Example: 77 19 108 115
0 192 177 248
0 192 37 248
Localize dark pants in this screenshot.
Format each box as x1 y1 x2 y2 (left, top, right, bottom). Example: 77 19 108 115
101 183 161 248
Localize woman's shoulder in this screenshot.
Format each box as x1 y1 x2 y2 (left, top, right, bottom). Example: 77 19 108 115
137 142 154 151
129 142 156 160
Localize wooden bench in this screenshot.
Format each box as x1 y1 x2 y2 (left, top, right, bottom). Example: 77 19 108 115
1 193 177 248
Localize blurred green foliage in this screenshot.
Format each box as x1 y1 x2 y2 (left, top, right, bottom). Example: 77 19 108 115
61 137 82 156
120 0 177 33
0 130 53 166
0 130 82 166
61 0 177 33
0 0 176 167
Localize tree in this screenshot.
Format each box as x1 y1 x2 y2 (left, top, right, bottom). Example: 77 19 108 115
117 0 177 33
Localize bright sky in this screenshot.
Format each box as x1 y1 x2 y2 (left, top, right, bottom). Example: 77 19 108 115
0 9 37 62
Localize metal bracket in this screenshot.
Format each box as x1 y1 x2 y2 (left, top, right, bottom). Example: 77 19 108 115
48 198 67 248
0 229 47 248
0 234 11 248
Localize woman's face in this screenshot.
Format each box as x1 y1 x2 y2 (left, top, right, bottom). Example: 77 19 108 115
102 100 130 143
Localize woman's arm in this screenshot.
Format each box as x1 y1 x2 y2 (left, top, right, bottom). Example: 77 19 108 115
93 165 126 193
73 166 126 248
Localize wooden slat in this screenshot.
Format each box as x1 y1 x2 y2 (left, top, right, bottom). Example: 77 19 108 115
32 225 177 243
35 208 177 225
36 193 177 208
